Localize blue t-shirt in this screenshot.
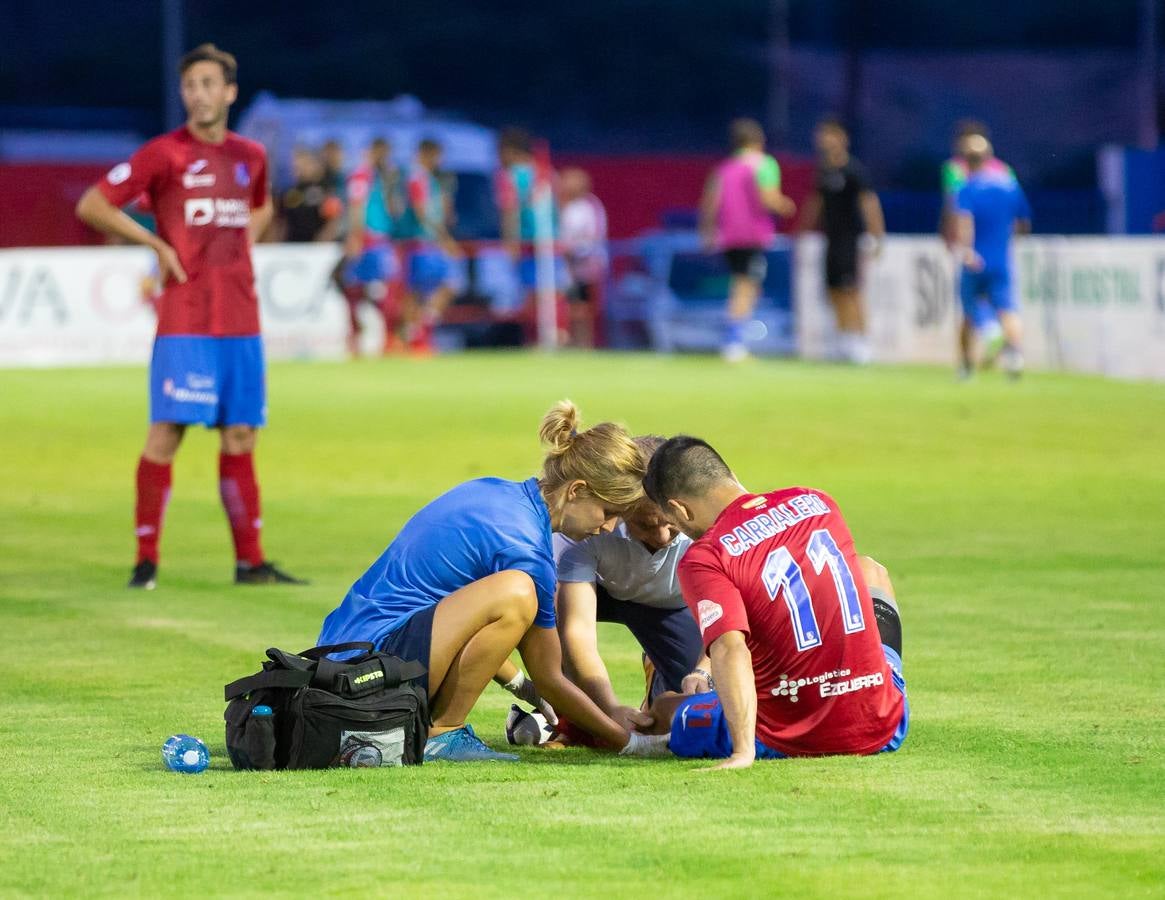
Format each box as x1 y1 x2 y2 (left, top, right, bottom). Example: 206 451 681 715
318 477 557 649
957 171 1031 273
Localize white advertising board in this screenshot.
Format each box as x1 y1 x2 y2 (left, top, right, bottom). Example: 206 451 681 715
0 243 364 367
795 234 1165 381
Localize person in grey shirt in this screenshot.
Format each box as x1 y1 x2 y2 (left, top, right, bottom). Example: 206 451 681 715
554 437 709 734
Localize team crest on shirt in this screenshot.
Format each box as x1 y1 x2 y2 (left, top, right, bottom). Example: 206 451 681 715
234 162 251 187
696 599 723 633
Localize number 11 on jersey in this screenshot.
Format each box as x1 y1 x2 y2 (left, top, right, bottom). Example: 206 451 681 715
761 528 866 651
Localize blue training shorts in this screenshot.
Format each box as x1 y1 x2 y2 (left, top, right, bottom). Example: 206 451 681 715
344 243 399 286
960 268 1017 329
408 244 467 293
669 644 910 759
149 335 266 428
377 604 437 673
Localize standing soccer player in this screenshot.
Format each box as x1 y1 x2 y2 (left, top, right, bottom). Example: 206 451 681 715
954 135 1032 379
76 44 305 589
639 436 908 769
700 119 796 363
799 118 885 365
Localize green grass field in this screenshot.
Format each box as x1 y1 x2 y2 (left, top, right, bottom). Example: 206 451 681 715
1 353 1163 898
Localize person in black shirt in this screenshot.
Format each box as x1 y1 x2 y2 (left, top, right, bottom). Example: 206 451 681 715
799 119 885 364
278 146 340 243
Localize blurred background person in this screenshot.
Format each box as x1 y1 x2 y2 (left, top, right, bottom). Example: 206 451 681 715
337 137 403 356
277 146 341 243
940 120 1015 245
398 137 465 354
559 167 608 349
496 127 538 257
799 118 885 365
320 138 347 199
700 118 795 363
954 134 1031 380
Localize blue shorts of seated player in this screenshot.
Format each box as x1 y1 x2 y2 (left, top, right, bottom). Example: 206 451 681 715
668 644 909 759
408 243 467 293
960 268 1017 330
149 335 266 428
343 242 400 287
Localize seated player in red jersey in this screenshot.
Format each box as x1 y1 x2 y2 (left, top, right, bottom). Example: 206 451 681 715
636 436 908 770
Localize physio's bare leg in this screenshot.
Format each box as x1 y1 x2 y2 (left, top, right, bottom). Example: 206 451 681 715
427 570 538 735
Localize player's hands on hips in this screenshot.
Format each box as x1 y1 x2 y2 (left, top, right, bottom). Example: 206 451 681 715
154 242 187 285
702 751 755 772
962 248 985 272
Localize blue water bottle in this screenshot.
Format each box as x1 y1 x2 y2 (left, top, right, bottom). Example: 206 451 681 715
162 734 210 774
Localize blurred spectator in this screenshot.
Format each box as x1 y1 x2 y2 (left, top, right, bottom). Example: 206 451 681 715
699 118 795 363
277 146 340 243
398 138 465 353
940 120 1015 244
336 137 404 356
495 127 538 254
799 118 885 365
559 167 608 348
320 139 348 198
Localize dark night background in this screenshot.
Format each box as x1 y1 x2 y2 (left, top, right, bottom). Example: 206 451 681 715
2 0 1163 236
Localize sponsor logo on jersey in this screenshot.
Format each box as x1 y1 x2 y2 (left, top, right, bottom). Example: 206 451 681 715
719 493 831 557
696 599 723 633
183 159 215 189
770 668 884 703
234 162 251 187
107 163 131 185
184 197 250 228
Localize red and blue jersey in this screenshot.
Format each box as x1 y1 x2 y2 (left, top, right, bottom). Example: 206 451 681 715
677 487 903 756
96 126 268 337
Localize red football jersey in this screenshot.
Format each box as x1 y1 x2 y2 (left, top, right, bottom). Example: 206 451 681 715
97 126 268 337
678 487 903 756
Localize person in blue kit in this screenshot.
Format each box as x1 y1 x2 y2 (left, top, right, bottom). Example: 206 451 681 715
317 401 665 761
955 134 1032 380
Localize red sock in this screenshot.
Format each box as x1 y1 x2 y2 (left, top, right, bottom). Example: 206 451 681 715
135 457 172 565
219 452 265 567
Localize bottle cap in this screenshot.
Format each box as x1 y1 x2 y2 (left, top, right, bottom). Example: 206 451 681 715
252 705 274 716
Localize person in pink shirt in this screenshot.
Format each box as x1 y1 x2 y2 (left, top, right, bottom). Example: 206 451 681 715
700 119 796 362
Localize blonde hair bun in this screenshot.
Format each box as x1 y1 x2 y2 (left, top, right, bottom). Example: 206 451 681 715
539 399 581 457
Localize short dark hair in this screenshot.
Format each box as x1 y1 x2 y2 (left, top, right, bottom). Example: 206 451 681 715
370 137 390 150
730 118 765 151
179 43 238 85
816 116 848 138
418 137 442 154
499 127 532 154
643 436 734 507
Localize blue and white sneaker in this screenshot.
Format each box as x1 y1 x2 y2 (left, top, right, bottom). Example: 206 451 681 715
423 724 519 762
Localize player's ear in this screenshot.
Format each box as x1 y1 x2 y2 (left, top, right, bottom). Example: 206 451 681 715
666 498 691 523
564 479 587 502
225 82 238 106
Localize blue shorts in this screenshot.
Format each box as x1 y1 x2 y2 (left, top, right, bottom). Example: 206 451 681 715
408 245 466 293
377 604 437 672
149 335 266 428
960 268 1017 329
669 644 910 760
344 243 399 286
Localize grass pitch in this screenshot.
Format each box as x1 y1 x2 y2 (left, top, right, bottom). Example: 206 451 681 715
0 352 1162 898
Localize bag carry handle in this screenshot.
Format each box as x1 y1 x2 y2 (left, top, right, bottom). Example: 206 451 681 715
297 642 375 660
224 668 313 702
